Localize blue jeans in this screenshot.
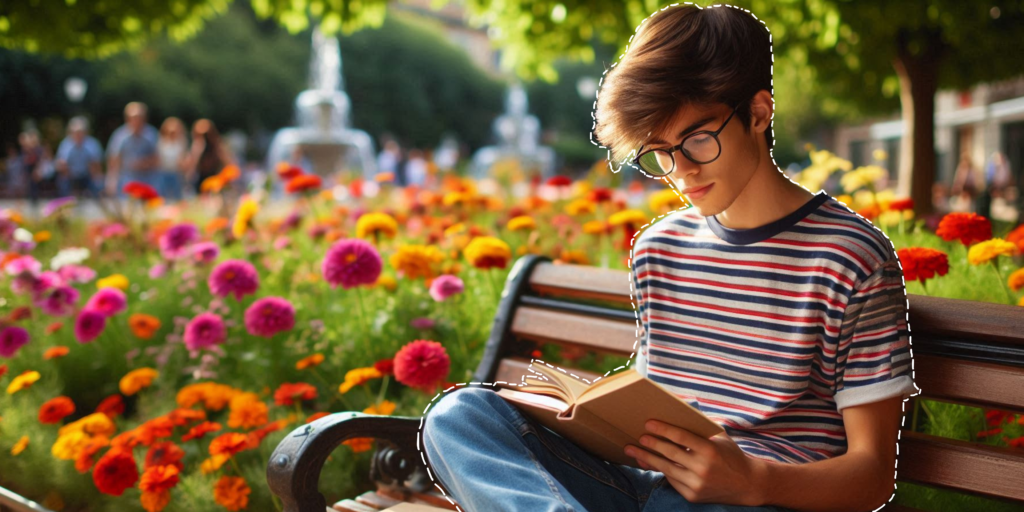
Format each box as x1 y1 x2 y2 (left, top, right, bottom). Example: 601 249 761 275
423 387 789 512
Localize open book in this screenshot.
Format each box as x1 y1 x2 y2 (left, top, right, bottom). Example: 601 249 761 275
496 365 724 468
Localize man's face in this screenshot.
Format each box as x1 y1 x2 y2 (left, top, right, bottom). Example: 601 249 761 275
127 112 145 133
71 129 86 144
641 102 757 217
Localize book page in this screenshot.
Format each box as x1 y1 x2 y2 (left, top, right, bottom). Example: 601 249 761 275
495 388 570 413
530 364 591 402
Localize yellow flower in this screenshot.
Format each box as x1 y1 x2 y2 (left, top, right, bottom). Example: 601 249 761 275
507 216 536 232
565 198 596 216
201 453 230 474
11 436 29 456
463 236 512 270
338 367 384 394
443 223 466 237
232 197 260 238
52 430 91 460
296 353 325 370
841 165 887 193
557 250 590 265
58 412 117 438
389 244 445 280
876 210 913 227
375 274 397 292
97 274 129 291
968 238 1018 265
835 194 854 207
608 209 647 227
33 230 51 242
227 392 269 430
7 370 40 394
582 220 609 235
873 149 889 162
146 197 163 209
120 368 159 396
363 400 397 416
355 212 399 240
648 189 684 213
443 191 472 207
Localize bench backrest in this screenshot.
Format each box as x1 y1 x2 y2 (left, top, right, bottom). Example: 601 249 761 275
477 255 1024 505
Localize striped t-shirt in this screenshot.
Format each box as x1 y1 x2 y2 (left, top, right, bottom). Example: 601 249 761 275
630 190 919 464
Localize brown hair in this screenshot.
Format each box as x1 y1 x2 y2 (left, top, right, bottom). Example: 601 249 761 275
594 4 773 164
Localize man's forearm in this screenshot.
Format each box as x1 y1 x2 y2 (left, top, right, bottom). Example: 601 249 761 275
755 450 892 512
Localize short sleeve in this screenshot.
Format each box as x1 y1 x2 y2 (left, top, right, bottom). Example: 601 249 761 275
833 254 919 411
55 139 72 162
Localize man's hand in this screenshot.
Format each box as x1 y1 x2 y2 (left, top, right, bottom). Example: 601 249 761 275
624 420 767 507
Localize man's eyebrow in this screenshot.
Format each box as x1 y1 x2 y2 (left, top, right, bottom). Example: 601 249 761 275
646 115 719 145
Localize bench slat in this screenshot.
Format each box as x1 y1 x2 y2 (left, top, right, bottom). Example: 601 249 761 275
494 357 604 386
897 431 1024 502
374 487 459 511
907 294 1024 347
528 262 633 305
511 306 636 357
333 499 379 512
913 354 1024 413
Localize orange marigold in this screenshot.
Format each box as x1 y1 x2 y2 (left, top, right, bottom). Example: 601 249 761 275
182 421 222 442
295 353 325 370
95 394 125 418
176 382 240 411
305 412 330 424
140 490 171 512
1009 268 1024 292
168 407 206 426
120 367 159 396
43 346 69 360
273 382 317 406
39 396 76 424
285 174 322 194
896 247 950 285
209 432 249 458
139 464 180 494
213 476 251 512
342 437 374 453
136 416 175 446
935 212 992 246
227 392 268 430
92 449 139 496
74 436 110 473
246 419 288 449
129 314 162 340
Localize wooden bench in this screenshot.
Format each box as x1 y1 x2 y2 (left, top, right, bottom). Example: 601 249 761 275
266 254 1024 512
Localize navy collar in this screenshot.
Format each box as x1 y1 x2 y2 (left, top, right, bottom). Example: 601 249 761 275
705 191 830 245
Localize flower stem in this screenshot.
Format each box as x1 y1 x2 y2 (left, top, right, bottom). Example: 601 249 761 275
989 261 1015 304
230 455 243 476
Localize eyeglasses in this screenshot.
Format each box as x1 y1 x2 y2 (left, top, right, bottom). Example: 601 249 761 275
631 103 741 177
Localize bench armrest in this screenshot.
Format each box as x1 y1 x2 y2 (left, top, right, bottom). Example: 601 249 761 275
266 412 424 512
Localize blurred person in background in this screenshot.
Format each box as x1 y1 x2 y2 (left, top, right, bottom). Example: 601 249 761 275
19 129 52 209
404 148 428 187
950 153 983 213
4 142 27 198
978 150 1011 220
106 102 160 197
54 116 103 199
376 136 401 181
157 117 189 202
185 119 234 195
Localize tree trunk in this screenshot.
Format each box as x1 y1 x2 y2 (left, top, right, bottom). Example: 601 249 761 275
892 27 948 219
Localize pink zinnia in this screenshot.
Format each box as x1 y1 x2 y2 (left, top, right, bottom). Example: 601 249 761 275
0 326 30 358
244 297 296 338
321 239 382 290
429 274 464 302
149 262 168 279
410 317 436 330
4 255 41 276
190 242 220 265
159 222 200 260
34 285 80 317
84 288 127 317
208 259 259 301
57 264 96 284
393 339 450 393
183 312 227 351
74 309 107 343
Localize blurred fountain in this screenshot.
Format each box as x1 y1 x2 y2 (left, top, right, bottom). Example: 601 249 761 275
470 83 556 182
265 26 376 181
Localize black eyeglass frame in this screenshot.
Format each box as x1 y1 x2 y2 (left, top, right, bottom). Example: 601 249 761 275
631 102 742 176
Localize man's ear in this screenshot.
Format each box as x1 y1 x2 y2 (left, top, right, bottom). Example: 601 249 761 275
748 90 774 134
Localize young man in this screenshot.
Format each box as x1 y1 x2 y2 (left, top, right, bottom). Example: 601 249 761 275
423 5 918 512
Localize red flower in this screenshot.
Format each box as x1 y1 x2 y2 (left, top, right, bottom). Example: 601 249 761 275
39 396 76 424
75 436 110 473
587 187 613 203
95 394 125 418
0 364 7 379
896 247 950 285
123 182 160 201
285 174 322 194
978 427 1003 438
276 163 303 181
92 449 139 496
393 340 451 393
887 197 914 212
1006 436 1024 449
935 212 992 246
8 306 32 322
246 419 287 449
273 382 317 406
145 442 185 471
306 412 330 424
139 464 180 494
168 407 206 426
373 358 394 375
546 175 573 187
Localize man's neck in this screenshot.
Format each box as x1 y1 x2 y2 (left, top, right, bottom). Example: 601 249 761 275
714 170 815 231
